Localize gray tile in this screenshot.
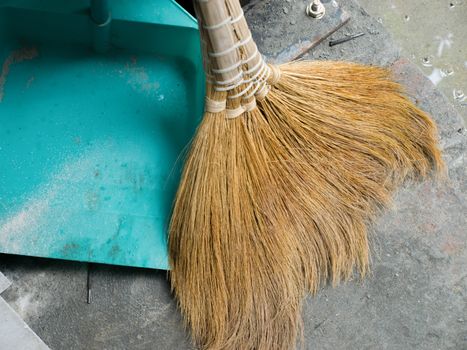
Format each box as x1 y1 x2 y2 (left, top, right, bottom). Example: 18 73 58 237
0 298 50 350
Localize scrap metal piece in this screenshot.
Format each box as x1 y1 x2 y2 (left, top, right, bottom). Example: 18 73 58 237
245 0 350 64
329 32 365 46
86 263 92 304
306 0 325 19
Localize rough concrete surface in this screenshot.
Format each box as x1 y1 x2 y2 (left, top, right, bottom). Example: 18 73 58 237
358 0 467 124
245 0 350 63
0 0 466 349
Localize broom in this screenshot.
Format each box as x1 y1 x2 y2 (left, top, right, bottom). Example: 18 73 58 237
169 0 444 348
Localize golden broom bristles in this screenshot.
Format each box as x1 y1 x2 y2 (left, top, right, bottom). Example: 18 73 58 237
169 0 444 349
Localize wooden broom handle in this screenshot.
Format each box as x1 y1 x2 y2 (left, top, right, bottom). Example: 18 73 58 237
195 0 243 88
224 0 263 78
195 0 268 92
193 1 212 79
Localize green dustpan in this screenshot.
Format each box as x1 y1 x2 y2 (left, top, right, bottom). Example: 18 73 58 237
0 0 204 270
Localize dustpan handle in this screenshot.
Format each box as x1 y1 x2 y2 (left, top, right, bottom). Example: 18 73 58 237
91 0 110 24
90 0 111 53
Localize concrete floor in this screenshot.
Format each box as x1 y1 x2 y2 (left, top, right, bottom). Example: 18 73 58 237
0 0 466 349
358 0 467 124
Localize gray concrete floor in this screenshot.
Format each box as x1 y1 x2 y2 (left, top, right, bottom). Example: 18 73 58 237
358 0 467 124
0 1 466 349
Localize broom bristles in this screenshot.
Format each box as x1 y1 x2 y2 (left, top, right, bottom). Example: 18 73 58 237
259 60 444 287
169 61 444 350
170 88 307 350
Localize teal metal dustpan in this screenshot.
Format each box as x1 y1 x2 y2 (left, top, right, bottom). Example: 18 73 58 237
0 0 204 269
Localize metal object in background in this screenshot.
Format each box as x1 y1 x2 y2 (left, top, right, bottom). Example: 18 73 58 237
246 0 349 63
329 32 365 46
306 0 325 19
86 263 92 304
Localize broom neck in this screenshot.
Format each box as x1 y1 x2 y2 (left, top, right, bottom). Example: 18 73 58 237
194 0 274 111
195 0 243 89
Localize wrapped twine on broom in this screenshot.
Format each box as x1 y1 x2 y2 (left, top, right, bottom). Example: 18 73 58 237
169 0 444 348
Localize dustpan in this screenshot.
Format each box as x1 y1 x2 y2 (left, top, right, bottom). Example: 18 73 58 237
0 0 204 269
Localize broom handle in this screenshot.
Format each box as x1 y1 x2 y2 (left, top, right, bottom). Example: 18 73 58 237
195 0 269 94
195 0 243 90
225 0 275 99
193 1 213 79
224 0 263 77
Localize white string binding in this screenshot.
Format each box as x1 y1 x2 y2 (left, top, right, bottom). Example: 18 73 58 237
205 97 226 113
213 70 243 86
202 16 231 30
208 34 252 58
227 59 268 99
202 9 244 30
226 106 244 119
207 56 268 96
211 60 243 74
268 64 282 84
243 99 256 112
230 9 244 24
197 0 274 103
214 76 244 91
211 47 258 74
206 55 264 88
243 59 266 81
255 82 270 100
244 66 271 99
227 82 253 99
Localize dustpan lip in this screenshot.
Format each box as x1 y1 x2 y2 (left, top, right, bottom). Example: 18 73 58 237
169 0 198 28
0 0 199 30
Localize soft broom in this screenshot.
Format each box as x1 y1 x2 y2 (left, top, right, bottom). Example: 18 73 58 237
169 0 444 349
